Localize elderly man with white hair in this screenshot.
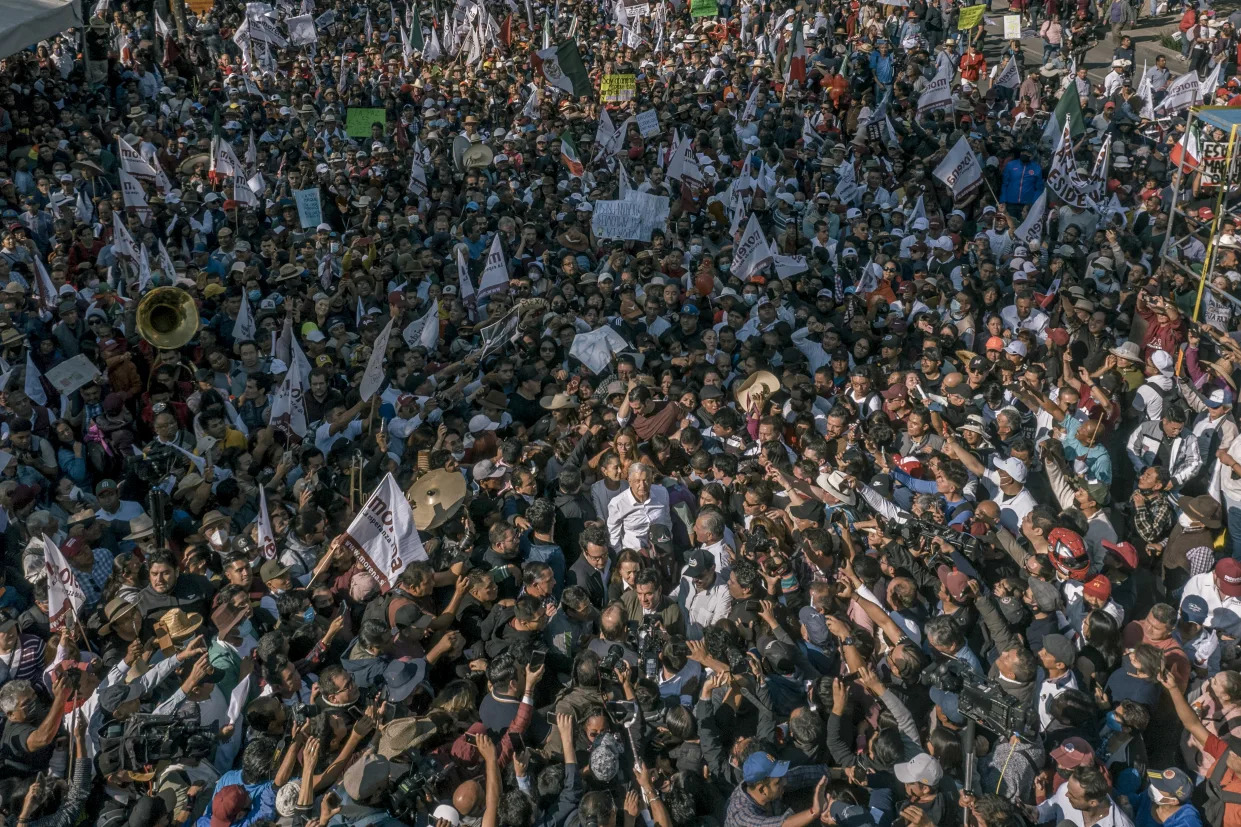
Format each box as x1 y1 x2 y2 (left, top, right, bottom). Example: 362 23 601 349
606 462 672 552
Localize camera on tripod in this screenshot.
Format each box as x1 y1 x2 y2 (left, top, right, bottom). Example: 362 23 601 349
920 658 1035 740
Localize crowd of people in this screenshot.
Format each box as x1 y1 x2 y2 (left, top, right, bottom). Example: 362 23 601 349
0 0 1239 826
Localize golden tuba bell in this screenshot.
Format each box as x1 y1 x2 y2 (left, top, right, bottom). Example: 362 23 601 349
136 287 200 350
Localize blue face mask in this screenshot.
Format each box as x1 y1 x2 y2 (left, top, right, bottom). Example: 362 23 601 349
237 619 255 639
248 289 262 303
301 607 316 624
1105 710 1124 732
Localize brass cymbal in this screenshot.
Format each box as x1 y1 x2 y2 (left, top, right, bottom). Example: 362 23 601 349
407 469 467 531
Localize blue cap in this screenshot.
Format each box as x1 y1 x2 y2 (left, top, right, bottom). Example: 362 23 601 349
742 753 789 784
464 201 480 211
1181 594 1209 625
680 303 700 316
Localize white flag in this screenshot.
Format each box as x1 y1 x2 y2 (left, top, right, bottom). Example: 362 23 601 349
731 214 772 282
1015 191 1047 243
403 299 440 350
408 157 428 196
994 55 1020 89
75 191 93 225
741 85 759 123
33 256 58 312
269 353 308 439
1157 70 1200 114
24 351 46 406
456 248 477 317
424 25 443 61
43 536 85 630
154 9 172 37
478 234 509 298
234 291 257 342
112 212 137 259
1136 61 1156 120
256 487 277 559
118 169 149 212
1201 61 1223 103
342 473 427 592
1046 122 1092 209
286 13 317 45
117 136 158 179
360 318 396 402
932 136 983 200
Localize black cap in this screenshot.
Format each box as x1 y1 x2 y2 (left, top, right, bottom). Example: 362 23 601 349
684 549 714 578
700 385 724 400
969 356 989 373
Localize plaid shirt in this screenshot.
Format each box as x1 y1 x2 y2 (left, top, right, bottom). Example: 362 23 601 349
1133 493 1174 545
723 764 827 827
72 548 113 611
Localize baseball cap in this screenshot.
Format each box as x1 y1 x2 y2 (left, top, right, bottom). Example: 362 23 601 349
1148 768 1193 804
1180 594 1209 625
936 565 969 602
1050 736 1095 769
210 786 251 827
992 456 1028 484
1215 558 1241 598
984 336 1006 352
742 753 790 784
683 549 715 578
259 559 290 583
894 753 943 786
1082 575 1112 603
1041 633 1075 669
1101 540 1138 570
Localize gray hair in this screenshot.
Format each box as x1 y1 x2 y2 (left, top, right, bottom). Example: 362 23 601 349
0 680 32 714
696 511 725 540
628 462 652 480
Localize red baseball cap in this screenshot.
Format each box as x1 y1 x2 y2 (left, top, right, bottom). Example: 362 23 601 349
1083 575 1112 603
1051 737 1095 769
1101 540 1138 571
1216 558 1241 598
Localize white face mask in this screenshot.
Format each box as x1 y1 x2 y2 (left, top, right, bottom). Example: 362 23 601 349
689 244 703 256
1178 512 1198 530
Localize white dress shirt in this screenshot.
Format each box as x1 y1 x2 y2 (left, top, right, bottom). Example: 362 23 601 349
606 484 672 551
672 570 733 637
1181 571 1241 638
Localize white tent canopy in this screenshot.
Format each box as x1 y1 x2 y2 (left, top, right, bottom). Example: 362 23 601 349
0 0 82 61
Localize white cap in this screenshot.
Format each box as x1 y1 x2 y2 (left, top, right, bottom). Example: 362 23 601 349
469 414 500 433
993 456 1028 484
433 806 462 826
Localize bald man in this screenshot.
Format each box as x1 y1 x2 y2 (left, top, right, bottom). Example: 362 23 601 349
453 780 483 826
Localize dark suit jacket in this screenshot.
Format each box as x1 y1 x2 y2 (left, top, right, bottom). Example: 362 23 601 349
566 556 610 609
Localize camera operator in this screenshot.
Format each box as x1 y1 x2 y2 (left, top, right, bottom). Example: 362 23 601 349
621 569 685 637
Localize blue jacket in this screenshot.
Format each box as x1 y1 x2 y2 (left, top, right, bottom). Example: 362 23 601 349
1000 158 1044 205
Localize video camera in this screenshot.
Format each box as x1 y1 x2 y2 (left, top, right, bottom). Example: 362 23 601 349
101 712 219 771
635 616 668 682
883 515 986 564
388 754 457 820
919 659 1035 740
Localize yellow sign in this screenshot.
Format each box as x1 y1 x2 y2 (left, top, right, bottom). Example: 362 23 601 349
957 5 985 29
600 74 637 103
185 0 215 14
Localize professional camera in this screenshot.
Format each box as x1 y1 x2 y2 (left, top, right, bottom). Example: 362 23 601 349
635 616 667 681
100 712 218 771
920 658 1035 739
882 515 985 564
388 754 457 819
290 703 321 726
600 643 626 673
133 443 180 486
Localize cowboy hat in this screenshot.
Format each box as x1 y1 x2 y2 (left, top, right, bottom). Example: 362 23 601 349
123 514 155 541
539 393 577 411
1203 359 1237 391
814 470 856 506
556 229 590 253
178 153 211 175
156 608 204 641
734 370 780 412
1182 495 1223 529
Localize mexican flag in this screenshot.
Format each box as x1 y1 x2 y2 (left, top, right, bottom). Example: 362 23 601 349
561 132 585 177
1170 126 1200 173
1041 81 1086 146
534 40 591 97
782 16 806 87
409 4 425 50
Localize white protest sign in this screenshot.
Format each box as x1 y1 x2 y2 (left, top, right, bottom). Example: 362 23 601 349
592 200 646 240
636 109 661 138
1003 14 1020 38
933 136 983 199
570 325 631 374
293 188 322 229
287 13 317 45
342 473 427 592
44 535 86 631
44 355 102 396
256 487 277 559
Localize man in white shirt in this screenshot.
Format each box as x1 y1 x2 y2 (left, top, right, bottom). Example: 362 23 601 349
1035 762 1135 827
315 398 366 455
1181 558 1241 639
671 549 732 638
999 292 1050 337
978 456 1037 535
94 479 147 524
606 462 672 551
693 511 733 577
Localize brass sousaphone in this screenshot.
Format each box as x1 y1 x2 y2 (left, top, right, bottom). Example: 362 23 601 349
462 143 494 169
136 287 200 349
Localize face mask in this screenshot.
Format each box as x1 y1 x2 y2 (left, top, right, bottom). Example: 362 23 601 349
719 263 730 273
689 244 703 256
207 527 229 549
1104 710 1124 732
1092 269 1106 280
742 293 757 306
237 619 255 639
329 242 340 254
377 221 389 231
451 449 466 461
248 289 262 302
1178 512 1197 530
301 607 317 624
